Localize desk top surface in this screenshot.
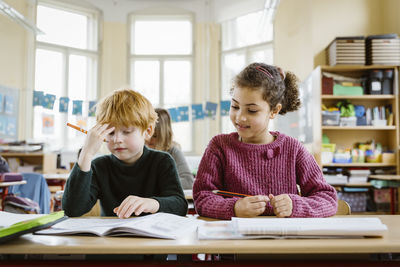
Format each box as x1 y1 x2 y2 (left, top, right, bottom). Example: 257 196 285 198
1 215 400 255
0 180 26 187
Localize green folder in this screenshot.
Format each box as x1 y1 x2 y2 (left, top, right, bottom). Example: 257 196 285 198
0 211 67 244
333 84 364 96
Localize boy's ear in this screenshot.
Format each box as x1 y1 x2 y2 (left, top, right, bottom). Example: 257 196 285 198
270 103 282 119
144 123 155 141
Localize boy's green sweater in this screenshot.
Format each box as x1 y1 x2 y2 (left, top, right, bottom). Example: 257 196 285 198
62 146 188 217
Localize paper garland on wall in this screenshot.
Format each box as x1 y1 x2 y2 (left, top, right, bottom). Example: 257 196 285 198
32 90 232 122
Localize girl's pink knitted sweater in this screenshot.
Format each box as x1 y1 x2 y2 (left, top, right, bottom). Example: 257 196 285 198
193 132 337 219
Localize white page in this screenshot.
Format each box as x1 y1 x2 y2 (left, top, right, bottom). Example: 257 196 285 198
107 212 201 239
197 221 364 240
0 211 45 228
37 213 201 239
232 217 388 237
37 218 128 236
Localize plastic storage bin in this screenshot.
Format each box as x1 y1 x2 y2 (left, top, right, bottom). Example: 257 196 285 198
322 111 340 126
340 116 357 126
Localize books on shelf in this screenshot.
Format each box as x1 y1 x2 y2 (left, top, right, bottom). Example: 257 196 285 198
198 217 387 240
348 169 370 184
36 212 200 239
324 174 348 185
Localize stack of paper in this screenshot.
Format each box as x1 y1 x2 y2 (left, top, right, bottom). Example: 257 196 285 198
198 217 387 239
324 174 348 185
348 169 370 184
328 36 365 66
366 34 400 65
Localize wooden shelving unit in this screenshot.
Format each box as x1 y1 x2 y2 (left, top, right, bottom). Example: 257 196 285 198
1 152 57 173
313 65 399 172
312 65 400 214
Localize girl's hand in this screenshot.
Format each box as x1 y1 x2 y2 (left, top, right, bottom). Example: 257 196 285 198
113 196 160 218
269 194 293 217
78 124 114 171
234 195 269 217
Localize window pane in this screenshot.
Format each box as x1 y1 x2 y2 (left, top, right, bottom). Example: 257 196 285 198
221 116 235 134
249 47 273 64
37 5 88 49
35 49 63 94
222 10 273 51
164 61 191 105
132 60 160 106
133 20 192 55
68 55 88 99
221 53 245 100
172 121 192 152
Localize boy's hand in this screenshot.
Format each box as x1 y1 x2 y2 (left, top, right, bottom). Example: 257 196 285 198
78 124 114 171
269 194 293 217
234 195 269 217
113 196 160 218
83 124 114 157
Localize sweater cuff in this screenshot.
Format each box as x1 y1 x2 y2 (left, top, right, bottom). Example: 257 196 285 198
288 194 302 217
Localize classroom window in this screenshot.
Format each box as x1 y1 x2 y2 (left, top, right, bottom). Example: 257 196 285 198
34 1 99 151
220 10 274 134
130 14 193 152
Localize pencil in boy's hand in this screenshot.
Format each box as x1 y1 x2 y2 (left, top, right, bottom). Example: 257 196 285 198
67 123 88 134
212 190 251 198
67 123 107 142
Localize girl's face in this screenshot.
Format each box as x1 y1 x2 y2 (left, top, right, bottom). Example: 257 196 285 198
229 86 280 144
145 133 157 149
106 126 150 164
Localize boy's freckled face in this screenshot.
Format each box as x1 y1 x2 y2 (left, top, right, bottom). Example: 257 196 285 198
106 126 146 164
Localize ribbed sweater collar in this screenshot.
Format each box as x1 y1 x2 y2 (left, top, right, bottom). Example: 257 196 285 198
109 145 149 171
228 131 285 149
226 131 286 159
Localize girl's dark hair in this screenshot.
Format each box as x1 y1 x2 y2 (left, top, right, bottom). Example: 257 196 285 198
231 63 301 115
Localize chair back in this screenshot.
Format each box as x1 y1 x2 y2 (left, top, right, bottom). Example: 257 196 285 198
336 199 351 215
8 173 51 214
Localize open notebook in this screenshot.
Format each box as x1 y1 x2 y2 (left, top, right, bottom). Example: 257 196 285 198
198 217 388 240
36 212 200 239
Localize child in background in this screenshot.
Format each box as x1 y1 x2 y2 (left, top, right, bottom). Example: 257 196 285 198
146 108 194 189
63 89 187 218
193 63 337 219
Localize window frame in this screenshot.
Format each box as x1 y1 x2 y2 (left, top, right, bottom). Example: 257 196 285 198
128 13 195 152
33 0 100 151
220 41 274 134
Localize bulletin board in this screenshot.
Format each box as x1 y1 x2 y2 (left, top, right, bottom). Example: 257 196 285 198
0 85 19 140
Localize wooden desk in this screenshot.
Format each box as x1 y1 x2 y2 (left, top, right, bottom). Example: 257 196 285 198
0 180 27 210
0 215 399 259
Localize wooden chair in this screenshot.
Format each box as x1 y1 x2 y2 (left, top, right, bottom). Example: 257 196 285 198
336 199 351 215
83 200 101 216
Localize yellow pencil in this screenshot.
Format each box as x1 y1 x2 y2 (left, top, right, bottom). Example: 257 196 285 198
67 123 107 142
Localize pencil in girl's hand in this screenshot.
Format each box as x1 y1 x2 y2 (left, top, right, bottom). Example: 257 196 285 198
67 123 107 142
212 190 251 198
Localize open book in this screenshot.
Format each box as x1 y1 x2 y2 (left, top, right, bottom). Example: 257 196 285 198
36 212 200 239
0 211 66 244
198 217 388 240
